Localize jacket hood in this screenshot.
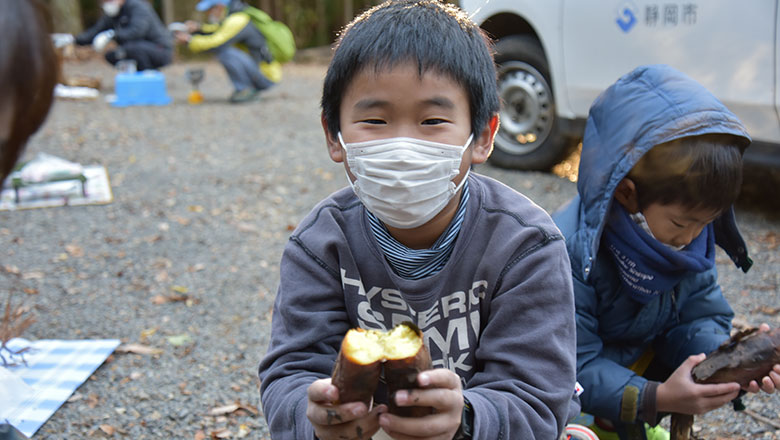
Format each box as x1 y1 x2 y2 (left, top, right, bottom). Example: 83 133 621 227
570 64 751 280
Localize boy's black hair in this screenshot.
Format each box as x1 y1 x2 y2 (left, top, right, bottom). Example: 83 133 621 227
321 0 499 138
628 134 744 213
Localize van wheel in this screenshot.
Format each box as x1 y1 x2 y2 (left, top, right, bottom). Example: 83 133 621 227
490 35 576 170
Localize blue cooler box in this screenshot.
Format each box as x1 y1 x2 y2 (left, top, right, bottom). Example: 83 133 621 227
112 71 172 107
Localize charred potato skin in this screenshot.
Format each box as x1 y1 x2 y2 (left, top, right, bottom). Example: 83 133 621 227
330 322 435 415
331 353 381 405
331 331 382 405
385 324 434 417
692 328 780 387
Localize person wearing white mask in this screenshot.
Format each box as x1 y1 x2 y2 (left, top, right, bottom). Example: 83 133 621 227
258 2 581 440
75 0 172 71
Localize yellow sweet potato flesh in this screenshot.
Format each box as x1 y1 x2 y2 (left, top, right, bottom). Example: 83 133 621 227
332 322 431 415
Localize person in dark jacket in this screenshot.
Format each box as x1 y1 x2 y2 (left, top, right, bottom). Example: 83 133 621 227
552 64 780 440
174 0 276 103
75 0 172 71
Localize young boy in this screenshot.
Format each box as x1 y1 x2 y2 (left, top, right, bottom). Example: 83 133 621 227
553 64 780 440
258 1 578 439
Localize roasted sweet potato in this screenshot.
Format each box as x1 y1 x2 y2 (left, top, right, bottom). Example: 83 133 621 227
331 328 383 405
671 327 780 440
692 327 780 387
384 322 433 417
330 322 433 417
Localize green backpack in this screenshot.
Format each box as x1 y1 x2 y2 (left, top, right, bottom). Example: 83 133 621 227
242 6 296 64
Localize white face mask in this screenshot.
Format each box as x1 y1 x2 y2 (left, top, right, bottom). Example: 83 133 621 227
102 1 121 17
339 133 473 229
630 211 685 251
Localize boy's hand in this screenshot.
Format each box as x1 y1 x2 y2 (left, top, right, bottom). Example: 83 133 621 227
657 353 741 415
306 378 386 440
378 368 464 440
743 323 780 394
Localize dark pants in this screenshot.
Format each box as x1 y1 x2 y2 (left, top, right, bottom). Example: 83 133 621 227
106 40 171 71
214 46 274 92
209 22 274 92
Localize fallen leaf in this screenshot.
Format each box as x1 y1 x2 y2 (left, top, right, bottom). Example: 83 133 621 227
194 431 207 440
210 429 232 439
753 305 780 316
172 285 189 294
171 215 191 226
4 265 20 274
236 424 251 438
167 333 193 346
154 270 169 283
152 293 191 305
87 393 100 408
116 343 163 355
237 222 259 233
140 327 158 340
188 205 204 213
22 271 44 280
65 244 84 257
238 402 259 416
99 424 115 435
208 403 240 416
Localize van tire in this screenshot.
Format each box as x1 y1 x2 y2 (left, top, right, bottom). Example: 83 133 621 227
490 35 577 170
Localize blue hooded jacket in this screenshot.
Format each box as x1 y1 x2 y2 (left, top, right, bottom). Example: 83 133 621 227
552 65 752 429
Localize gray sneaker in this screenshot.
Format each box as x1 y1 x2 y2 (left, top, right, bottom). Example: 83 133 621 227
229 88 259 103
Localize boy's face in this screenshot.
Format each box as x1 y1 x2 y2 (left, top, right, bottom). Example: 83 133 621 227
640 202 720 249
323 61 495 185
615 178 720 248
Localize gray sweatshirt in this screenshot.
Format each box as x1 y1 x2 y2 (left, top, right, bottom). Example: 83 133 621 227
258 173 577 439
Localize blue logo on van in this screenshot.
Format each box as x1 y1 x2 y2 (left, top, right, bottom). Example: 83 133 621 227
616 2 638 32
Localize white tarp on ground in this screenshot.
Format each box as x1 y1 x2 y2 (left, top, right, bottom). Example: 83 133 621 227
0 165 113 211
0 338 120 437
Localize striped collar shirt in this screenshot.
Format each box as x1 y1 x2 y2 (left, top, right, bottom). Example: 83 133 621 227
367 180 470 280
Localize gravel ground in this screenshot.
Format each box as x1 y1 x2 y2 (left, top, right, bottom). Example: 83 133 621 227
1 54 778 439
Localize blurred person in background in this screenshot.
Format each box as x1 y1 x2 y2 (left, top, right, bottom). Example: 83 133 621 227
0 0 58 183
174 0 277 104
75 0 172 72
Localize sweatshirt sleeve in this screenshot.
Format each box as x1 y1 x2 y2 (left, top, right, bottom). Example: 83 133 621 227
112 3 152 44
574 275 652 424
258 236 351 440
188 13 251 53
75 15 111 45
465 237 578 439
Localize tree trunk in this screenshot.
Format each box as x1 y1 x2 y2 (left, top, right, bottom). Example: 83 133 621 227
161 0 174 24
343 0 353 24
45 0 83 34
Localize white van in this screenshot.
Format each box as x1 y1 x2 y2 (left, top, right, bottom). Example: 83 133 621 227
458 0 780 170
